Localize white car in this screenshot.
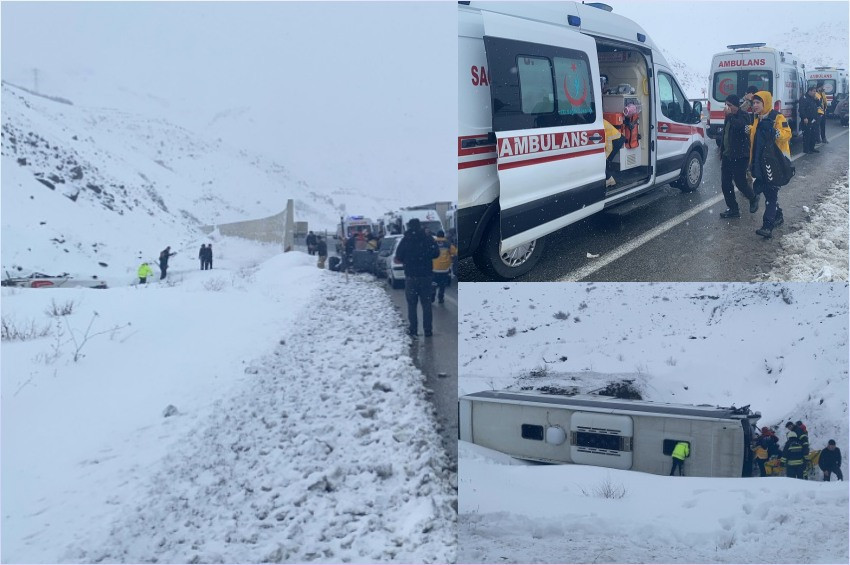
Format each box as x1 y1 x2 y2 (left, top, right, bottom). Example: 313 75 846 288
386 236 406 289
2 271 107 289
373 234 402 278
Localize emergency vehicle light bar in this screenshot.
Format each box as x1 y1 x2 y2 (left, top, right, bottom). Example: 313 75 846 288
727 43 766 50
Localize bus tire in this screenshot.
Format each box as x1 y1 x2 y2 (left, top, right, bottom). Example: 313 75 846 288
676 150 703 193
472 217 546 280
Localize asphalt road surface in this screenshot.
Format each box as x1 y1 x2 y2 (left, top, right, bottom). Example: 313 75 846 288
383 277 458 469
458 120 848 282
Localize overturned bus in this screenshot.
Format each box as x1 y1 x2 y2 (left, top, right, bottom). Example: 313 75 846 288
459 390 761 477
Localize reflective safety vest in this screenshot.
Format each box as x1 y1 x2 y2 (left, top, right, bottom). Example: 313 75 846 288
672 442 690 460
432 237 457 273
138 263 154 278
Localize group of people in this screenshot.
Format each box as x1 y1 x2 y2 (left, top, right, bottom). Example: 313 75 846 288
717 87 792 239
136 244 215 284
752 421 843 481
799 81 831 153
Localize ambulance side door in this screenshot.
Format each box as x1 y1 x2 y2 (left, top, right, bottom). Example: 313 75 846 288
655 68 701 183
482 12 605 253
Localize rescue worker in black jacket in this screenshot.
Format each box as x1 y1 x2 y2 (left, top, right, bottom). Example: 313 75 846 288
719 95 759 218
781 428 806 479
799 85 820 154
394 218 440 337
818 439 843 481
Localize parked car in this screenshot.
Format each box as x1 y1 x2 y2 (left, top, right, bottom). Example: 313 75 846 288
386 236 406 289
2 271 107 289
373 234 402 278
835 96 849 127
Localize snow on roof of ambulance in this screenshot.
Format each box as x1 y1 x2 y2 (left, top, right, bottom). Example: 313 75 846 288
465 2 665 66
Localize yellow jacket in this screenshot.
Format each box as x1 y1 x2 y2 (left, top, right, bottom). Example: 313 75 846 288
138 263 154 278
672 442 690 461
816 92 827 115
432 237 457 272
748 90 791 162
603 119 622 158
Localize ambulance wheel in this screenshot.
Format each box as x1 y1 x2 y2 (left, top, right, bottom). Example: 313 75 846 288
473 218 546 280
675 151 703 193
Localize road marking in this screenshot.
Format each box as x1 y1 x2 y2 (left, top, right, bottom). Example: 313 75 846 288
558 130 846 282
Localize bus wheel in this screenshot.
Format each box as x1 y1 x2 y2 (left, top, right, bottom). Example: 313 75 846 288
676 151 703 193
473 218 546 280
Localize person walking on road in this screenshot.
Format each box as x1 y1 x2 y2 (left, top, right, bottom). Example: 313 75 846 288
159 246 176 280
669 441 689 476
431 230 457 304
800 85 820 154
746 91 791 239
316 236 328 269
394 218 440 338
719 95 759 218
137 262 154 284
819 439 843 481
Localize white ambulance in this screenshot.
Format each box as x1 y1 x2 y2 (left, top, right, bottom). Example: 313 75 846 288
806 67 848 116
707 43 806 146
458 1 707 280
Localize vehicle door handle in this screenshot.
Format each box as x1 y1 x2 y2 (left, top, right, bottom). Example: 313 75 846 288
659 124 669 133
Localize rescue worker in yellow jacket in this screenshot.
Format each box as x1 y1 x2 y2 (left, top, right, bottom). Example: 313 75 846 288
603 119 623 188
137 262 154 284
669 441 690 476
816 82 829 144
431 230 457 304
745 91 792 239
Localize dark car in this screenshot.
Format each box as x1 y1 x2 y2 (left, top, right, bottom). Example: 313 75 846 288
835 97 849 127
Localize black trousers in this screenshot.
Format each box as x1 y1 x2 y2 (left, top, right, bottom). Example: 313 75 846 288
819 114 827 142
754 178 781 228
756 458 767 477
432 272 450 301
786 464 805 479
721 156 754 210
160 263 168 279
606 137 624 169
804 120 818 151
669 458 685 476
823 466 844 481
404 275 434 335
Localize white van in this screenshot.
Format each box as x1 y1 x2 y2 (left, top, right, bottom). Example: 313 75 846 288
458 1 707 280
707 43 806 146
806 67 848 116
384 208 444 236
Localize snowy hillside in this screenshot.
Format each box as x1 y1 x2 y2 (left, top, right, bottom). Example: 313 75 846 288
458 282 849 563
768 20 849 71
662 48 709 99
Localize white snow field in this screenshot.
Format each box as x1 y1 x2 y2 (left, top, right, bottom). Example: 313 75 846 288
458 282 848 564
2 248 456 563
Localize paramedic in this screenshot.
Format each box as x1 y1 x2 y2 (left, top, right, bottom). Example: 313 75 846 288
603 119 623 188
818 440 843 481
816 82 828 144
800 85 820 154
781 429 806 479
431 230 457 304
745 91 791 239
718 95 758 218
669 441 689 476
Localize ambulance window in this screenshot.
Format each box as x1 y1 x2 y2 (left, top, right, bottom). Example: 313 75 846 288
659 72 690 123
552 55 595 119
517 56 555 114
713 71 738 101
746 71 771 93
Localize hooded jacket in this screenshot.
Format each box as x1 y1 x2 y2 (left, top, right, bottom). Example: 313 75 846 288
748 91 792 174
672 442 690 461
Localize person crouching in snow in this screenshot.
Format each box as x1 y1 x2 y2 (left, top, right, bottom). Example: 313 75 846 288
138 262 154 284
745 90 791 239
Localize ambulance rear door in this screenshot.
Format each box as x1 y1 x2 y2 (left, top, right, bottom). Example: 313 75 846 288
482 12 605 252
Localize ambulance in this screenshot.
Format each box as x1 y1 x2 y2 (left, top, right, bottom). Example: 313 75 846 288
458 2 707 280
707 43 806 146
806 67 848 116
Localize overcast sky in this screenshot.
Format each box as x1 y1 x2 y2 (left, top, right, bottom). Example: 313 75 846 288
1 2 457 206
607 0 848 72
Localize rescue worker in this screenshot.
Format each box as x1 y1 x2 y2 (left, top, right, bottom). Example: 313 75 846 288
745 91 791 239
431 230 457 304
818 439 843 481
158 246 176 280
306 231 317 256
669 441 689 476
799 85 820 154
794 420 810 456
752 428 774 477
816 82 828 144
137 262 154 284
394 218 440 337
603 118 623 187
316 236 328 269
781 428 806 479
718 94 759 218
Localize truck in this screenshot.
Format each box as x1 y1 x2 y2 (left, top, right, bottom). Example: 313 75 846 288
459 390 761 478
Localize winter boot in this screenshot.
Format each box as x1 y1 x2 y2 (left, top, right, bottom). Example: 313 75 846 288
773 212 784 227
755 225 773 239
720 208 740 219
